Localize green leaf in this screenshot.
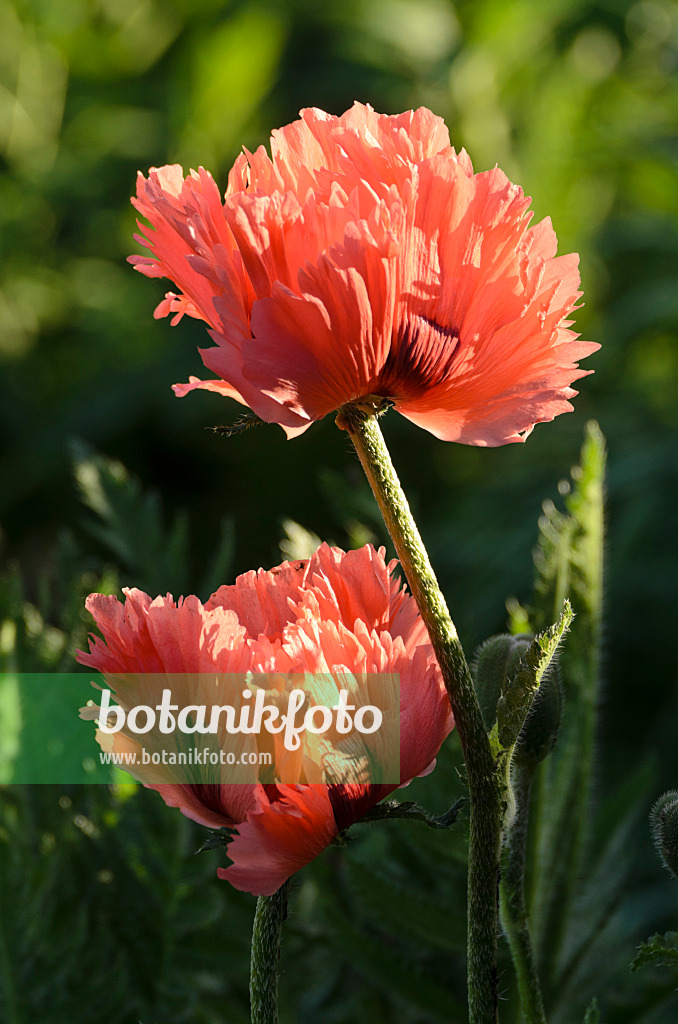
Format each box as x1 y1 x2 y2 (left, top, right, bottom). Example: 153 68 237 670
0 528 115 675
631 932 678 973
550 761 657 1015
320 899 466 1023
526 423 606 986
198 516 235 599
531 421 605 689
584 996 601 1022
0 785 254 1023
496 601 572 750
345 858 467 956
72 441 191 596
71 442 235 601
279 518 322 561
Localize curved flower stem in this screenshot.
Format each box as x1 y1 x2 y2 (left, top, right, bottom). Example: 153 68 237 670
500 765 547 1024
249 880 290 1024
339 405 503 1024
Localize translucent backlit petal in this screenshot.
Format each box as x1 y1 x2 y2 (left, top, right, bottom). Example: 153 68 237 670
77 544 453 895
130 104 596 443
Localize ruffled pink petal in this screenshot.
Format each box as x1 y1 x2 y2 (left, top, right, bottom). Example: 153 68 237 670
206 555 309 639
78 588 250 675
130 165 252 338
78 544 455 894
219 784 338 895
236 102 445 201
278 606 452 790
198 327 315 435
336 103 452 164
216 242 396 426
131 107 596 442
148 782 259 831
298 543 405 634
207 543 416 644
398 645 453 781
385 156 599 444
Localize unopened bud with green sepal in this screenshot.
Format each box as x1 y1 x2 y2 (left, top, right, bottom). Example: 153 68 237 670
472 633 525 731
651 791 678 879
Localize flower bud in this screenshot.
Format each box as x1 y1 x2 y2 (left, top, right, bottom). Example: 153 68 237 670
472 634 529 729
472 633 562 765
650 791 678 879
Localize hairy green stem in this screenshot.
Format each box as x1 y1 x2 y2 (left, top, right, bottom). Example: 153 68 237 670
500 765 546 1024
249 881 290 1024
340 405 503 1024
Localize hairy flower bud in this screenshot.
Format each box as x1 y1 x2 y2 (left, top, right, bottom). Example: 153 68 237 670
650 791 678 879
472 633 523 730
472 632 562 765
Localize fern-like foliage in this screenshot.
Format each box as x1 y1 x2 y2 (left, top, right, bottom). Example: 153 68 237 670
0 785 256 1023
584 996 601 1023
631 932 678 973
71 441 234 599
512 424 607 999
501 424 675 1022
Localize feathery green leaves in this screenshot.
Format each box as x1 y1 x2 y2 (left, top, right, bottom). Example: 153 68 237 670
631 932 678 973
496 602 572 751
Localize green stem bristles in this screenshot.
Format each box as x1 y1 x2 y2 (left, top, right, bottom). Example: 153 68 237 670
340 404 503 1024
209 410 267 438
500 765 547 1024
249 881 290 1024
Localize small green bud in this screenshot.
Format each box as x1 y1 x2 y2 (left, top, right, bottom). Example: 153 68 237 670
472 632 562 764
650 791 678 879
472 633 526 730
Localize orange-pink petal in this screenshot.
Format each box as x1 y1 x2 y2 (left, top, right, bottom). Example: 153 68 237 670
218 785 338 895
77 544 454 895
130 104 597 442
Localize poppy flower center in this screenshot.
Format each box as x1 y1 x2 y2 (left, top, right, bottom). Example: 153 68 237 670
377 313 461 402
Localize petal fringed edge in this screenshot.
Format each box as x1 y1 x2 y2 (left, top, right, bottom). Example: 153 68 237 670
218 784 338 896
172 374 248 405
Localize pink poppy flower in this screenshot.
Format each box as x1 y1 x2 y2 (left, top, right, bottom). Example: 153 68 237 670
130 103 598 445
77 544 453 896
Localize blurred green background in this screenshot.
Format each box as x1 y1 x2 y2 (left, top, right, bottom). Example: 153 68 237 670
1 0 677 1021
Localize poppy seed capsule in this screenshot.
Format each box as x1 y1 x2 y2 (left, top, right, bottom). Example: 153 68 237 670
650 791 678 880
472 633 562 765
